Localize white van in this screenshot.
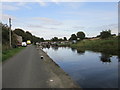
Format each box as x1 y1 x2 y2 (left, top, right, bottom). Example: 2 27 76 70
22 42 27 47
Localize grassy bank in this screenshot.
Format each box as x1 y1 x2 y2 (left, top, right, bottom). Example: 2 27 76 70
2 47 25 62
70 37 119 55
58 43 71 47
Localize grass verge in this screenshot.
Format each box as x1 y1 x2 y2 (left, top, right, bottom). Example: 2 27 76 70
70 37 119 55
2 47 25 62
58 43 70 47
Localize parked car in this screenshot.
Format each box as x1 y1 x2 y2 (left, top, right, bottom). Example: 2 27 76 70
22 42 27 47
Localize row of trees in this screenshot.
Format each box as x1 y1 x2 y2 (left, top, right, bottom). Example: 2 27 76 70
69 30 116 41
51 37 67 41
50 32 86 42
97 30 115 39
2 23 44 50
2 20 117 50
2 23 18 49
50 30 114 42
13 29 44 43
69 31 85 41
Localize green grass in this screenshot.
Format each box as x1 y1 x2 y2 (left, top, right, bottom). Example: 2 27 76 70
2 47 25 62
58 43 70 47
70 37 119 55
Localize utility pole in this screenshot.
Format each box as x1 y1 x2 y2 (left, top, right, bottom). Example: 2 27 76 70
9 18 12 48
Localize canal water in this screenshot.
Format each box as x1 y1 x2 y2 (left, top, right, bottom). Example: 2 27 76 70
43 47 118 88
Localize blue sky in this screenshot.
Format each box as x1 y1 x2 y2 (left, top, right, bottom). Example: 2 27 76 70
2 2 118 39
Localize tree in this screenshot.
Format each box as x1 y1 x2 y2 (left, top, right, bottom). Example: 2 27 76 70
2 23 9 44
14 29 44 43
69 34 77 40
14 29 25 36
76 31 85 40
2 22 44 47
58 38 63 41
26 31 33 42
40 38 44 42
32 35 44 44
63 37 67 41
11 32 18 48
2 23 17 50
51 37 58 41
100 30 111 39
26 31 32 36
14 29 27 41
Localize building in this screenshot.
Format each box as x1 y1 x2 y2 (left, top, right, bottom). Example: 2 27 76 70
15 34 22 46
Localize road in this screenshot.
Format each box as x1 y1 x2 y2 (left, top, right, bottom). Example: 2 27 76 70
3 45 79 88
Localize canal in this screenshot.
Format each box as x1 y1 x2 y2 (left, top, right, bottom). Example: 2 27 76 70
43 47 118 88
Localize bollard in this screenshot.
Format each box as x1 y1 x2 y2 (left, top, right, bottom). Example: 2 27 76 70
41 56 43 59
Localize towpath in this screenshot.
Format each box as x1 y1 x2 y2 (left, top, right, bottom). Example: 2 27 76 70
3 45 79 88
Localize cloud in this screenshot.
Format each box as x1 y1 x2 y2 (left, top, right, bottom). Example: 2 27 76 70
17 2 31 9
35 0 47 6
38 2 46 6
2 0 46 6
85 24 118 37
51 0 60 4
32 17 62 25
2 2 31 11
48 27 57 29
2 4 19 11
72 26 85 30
17 2 26 6
1 1 118 39
27 24 44 28
2 14 16 20
62 2 85 9
98 24 118 34
27 24 58 30
1 0 119 2
31 28 70 39
61 10 117 18
92 24 118 32
60 10 117 28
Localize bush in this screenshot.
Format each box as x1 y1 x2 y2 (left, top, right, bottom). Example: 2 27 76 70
100 30 111 39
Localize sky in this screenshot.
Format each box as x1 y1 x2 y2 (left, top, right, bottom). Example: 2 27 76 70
1 1 118 39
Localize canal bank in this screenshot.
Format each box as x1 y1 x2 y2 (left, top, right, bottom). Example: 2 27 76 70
36 47 80 88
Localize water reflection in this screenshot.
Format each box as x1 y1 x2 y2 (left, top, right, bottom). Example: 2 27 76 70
43 46 50 49
43 47 118 88
46 45 50 49
76 49 85 55
118 57 120 62
51 46 59 51
71 48 76 52
118 54 120 62
100 53 111 63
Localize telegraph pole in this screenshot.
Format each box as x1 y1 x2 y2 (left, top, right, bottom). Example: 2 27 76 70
9 18 12 48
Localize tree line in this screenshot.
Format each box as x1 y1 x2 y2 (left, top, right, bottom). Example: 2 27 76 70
49 32 85 42
50 37 67 41
13 28 44 43
44 30 117 42
2 21 118 50
69 30 117 41
1 23 44 50
69 31 85 41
